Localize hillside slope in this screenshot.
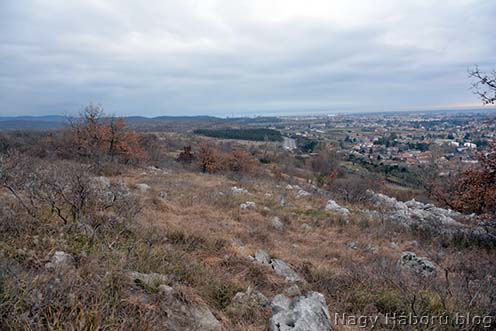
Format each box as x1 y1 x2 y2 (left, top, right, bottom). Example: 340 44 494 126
1 160 494 330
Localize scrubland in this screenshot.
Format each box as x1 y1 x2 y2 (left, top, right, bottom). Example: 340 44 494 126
0 109 495 330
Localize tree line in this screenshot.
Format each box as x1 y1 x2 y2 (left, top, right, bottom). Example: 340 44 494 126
193 128 283 142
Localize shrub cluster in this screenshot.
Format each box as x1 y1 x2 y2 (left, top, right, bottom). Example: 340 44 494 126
177 143 259 176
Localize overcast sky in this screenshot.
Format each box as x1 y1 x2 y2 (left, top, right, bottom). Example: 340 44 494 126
0 0 495 116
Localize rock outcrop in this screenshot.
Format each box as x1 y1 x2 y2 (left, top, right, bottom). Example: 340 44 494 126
232 186 248 194
127 271 171 287
269 292 331 331
125 273 220 331
252 250 303 283
240 201 256 210
369 191 464 231
136 183 151 192
231 287 269 308
270 259 303 283
254 250 271 264
368 191 496 245
158 285 220 331
399 251 436 277
45 251 74 271
272 216 285 231
295 190 310 198
325 199 350 215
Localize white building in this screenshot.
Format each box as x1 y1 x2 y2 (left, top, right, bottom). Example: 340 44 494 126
463 142 477 149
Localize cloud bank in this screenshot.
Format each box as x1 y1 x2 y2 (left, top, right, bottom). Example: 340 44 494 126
0 0 495 116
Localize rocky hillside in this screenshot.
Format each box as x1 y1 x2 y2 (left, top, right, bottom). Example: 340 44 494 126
1 158 495 330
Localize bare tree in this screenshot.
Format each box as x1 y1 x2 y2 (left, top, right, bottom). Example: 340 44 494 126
0 152 142 226
469 66 496 104
308 144 339 187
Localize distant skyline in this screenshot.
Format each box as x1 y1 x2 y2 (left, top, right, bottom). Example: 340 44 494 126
1 1 495 116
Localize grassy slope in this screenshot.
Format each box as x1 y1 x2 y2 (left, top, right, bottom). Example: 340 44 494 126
1 165 494 330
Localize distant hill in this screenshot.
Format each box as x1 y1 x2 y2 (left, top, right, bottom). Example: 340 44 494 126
153 115 221 122
0 119 66 131
224 116 282 123
0 115 67 123
0 115 222 130
123 115 223 123
0 115 281 130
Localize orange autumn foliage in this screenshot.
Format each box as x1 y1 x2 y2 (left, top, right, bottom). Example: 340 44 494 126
223 149 257 175
196 143 223 173
69 105 147 164
434 143 496 216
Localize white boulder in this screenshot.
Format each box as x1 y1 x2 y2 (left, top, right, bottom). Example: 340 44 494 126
136 183 151 192
232 186 248 194
269 292 331 331
240 201 257 210
295 190 311 198
325 199 350 215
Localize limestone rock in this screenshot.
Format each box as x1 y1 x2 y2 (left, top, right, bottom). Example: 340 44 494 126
232 287 269 308
325 199 350 215
240 201 256 210
232 186 248 194
399 252 436 277
136 183 151 192
252 251 303 283
369 191 464 232
189 305 221 331
254 250 271 265
270 259 303 283
271 294 291 314
269 292 331 331
285 284 302 297
295 190 310 198
45 251 74 270
367 191 495 245
127 271 170 287
272 217 285 231
157 285 221 331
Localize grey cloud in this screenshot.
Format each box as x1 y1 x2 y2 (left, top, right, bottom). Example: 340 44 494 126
0 0 495 116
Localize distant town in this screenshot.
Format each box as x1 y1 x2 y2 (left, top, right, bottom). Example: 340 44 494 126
273 110 495 169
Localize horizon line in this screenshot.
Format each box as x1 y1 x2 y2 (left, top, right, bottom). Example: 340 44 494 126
1 105 496 119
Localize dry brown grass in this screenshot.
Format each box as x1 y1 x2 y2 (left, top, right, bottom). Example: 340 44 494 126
1 152 495 330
